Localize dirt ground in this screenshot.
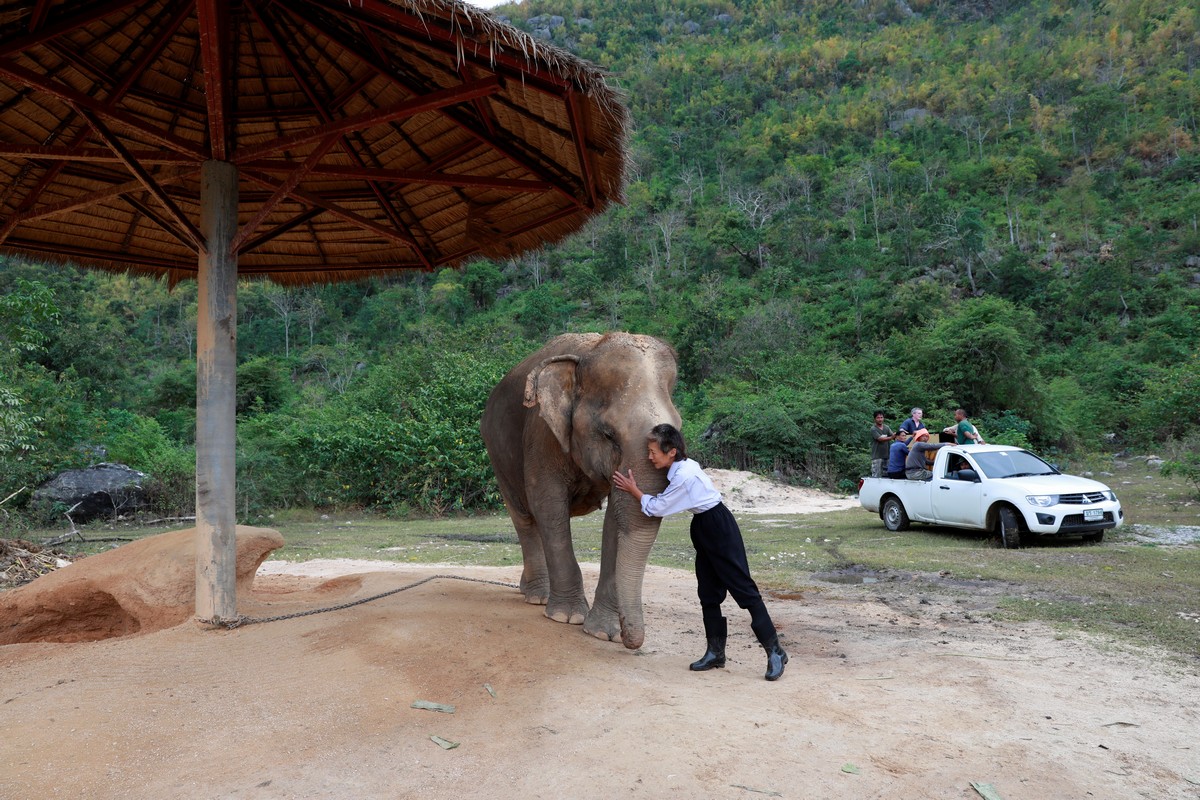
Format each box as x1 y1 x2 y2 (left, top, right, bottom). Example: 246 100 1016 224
1 475 1198 800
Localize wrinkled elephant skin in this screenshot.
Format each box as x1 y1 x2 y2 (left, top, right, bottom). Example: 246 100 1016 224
481 333 680 649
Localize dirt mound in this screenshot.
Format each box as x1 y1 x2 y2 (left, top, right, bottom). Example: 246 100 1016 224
705 469 858 514
0 526 282 644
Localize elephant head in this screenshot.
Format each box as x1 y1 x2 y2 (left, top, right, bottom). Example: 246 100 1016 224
519 332 681 649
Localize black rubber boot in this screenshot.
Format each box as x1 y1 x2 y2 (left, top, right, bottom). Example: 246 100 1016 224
690 616 727 671
761 634 788 681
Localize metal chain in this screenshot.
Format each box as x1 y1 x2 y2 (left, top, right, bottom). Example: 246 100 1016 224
197 573 520 630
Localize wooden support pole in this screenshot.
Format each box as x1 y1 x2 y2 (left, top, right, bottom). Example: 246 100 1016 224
195 159 239 623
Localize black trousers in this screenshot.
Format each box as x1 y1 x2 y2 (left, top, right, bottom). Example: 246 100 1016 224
690 502 762 608
691 503 775 644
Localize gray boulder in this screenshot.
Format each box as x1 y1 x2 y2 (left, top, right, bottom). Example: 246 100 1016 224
528 14 565 29
33 463 148 522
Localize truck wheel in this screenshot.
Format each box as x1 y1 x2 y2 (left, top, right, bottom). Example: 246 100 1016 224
996 506 1022 549
882 497 910 531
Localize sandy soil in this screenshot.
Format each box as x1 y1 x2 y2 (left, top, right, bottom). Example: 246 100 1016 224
1 476 1197 800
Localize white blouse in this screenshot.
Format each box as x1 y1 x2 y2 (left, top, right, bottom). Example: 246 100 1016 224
639 458 721 517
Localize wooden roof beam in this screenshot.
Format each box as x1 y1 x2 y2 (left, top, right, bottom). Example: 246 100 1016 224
76 106 205 252
243 0 434 269
240 161 550 192
196 0 231 160
231 76 499 162
234 207 324 256
0 57 205 160
0 143 198 163
229 132 341 254
242 169 422 252
566 89 597 210
0 0 148 57
347 22 582 205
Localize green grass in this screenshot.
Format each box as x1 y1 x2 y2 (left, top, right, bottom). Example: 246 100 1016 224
12 456 1200 661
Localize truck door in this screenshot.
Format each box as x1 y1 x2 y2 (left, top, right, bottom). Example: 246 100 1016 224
931 453 985 528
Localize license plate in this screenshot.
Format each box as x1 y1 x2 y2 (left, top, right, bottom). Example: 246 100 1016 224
1083 508 1104 521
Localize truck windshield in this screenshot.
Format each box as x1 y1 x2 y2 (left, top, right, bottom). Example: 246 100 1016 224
971 450 1057 479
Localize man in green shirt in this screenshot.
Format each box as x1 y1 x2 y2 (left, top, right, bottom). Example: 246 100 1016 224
943 408 985 445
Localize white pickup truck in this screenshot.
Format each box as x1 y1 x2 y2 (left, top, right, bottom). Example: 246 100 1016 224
857 444 1124 548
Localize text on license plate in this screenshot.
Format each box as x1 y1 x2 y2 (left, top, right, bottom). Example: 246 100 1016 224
1083 509 1104 521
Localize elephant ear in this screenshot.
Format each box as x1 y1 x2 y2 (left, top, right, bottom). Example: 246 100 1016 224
523 355 579 454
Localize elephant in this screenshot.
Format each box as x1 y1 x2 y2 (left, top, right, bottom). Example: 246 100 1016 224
480 332 681 649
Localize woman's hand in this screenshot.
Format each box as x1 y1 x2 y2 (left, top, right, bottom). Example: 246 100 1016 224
611 469 643 500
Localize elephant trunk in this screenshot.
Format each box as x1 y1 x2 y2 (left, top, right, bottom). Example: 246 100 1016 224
614 517 660 649
609 461 668 650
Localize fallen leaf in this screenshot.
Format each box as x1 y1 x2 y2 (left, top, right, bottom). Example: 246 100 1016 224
841 763 860 775
970 781 1004 800
430 735 459 750
729 784 781 797
411 700 456 713
484 683 496 698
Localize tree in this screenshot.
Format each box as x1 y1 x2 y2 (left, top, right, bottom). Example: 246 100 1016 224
0 279 59 455
264 285 298 357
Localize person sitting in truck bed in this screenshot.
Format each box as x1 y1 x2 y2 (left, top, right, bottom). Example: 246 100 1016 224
886 429 911 479
905 431 949 480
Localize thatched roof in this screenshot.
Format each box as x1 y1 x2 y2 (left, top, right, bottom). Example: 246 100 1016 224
0 0 628 284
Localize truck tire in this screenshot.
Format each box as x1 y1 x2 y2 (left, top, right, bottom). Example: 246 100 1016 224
996 506 1022 549
881 496 910 532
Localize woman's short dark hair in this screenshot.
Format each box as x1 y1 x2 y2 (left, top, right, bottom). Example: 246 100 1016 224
648 423 686 461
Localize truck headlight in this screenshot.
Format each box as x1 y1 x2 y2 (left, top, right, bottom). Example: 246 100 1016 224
1026 495 1058 507
1104 490 1117 502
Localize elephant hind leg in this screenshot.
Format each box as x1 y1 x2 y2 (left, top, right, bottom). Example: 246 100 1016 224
509 513 549 605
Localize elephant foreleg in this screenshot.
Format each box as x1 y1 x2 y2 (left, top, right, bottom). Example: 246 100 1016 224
526 495 589 625
583 505 623 642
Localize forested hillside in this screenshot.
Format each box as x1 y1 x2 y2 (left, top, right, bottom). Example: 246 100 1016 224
2 0 1199 523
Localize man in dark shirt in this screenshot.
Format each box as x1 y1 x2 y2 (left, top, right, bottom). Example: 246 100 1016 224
899 407 928 439
869 411 894 478
905 431 948 480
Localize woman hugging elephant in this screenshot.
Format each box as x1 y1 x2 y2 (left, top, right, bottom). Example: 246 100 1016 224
481 332 679 650
481 333 788 680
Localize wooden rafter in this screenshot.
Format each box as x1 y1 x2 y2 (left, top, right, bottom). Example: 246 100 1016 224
231 76 500 163
565 89 596 210
228 132 341 254
242 169 421 251
235 207 324 255
196 0 230 160
0 56 205 159
240 161 550 191
244 0 433 268
0 0 147 57
76 105 206 251
0 144 197 163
